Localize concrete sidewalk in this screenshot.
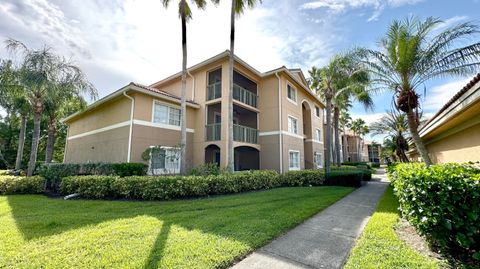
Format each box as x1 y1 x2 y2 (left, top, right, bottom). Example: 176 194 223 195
231 170 388 269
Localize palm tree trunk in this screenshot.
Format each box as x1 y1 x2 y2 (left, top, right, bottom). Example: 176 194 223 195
27 108 41 176
406 108 432 165
15 115 27 170
45 120 56 163
180 13 188 175
227 0 235 172
333 107 341 166
325 95 332 174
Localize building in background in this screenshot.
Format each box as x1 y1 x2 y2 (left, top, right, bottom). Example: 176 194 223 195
62 51 325 173
408 73 480 163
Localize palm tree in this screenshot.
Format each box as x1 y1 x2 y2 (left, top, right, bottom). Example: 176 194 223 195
226 0 261 172
0 60 30 170
309 53 371 172
359 16 480 166
339 110 351 161
370 110 410 162
5 39 97 175
161 0 207 174
350 118 368 162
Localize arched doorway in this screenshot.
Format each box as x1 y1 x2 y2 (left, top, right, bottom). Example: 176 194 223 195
205 144 221 166
234 146 260 171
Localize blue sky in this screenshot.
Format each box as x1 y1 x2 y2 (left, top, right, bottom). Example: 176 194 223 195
0 0 479 141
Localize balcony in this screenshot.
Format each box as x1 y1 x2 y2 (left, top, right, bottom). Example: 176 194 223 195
233 84 258 108
205 123 221 141
206 82 222 101
233 124 258 144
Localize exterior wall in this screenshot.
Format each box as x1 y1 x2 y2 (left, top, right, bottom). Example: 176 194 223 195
424 123 480 163
65 126 129 163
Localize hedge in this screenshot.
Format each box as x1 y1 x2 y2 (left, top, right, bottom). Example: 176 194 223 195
389 163 480 260
39 162 147 191
60 168 372 200
0 175 44 194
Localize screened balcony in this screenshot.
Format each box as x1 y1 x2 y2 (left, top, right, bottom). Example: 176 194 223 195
232 104 258 144
233 124 258 144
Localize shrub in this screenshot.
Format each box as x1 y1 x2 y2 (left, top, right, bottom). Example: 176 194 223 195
0 175 44 194
61 170 282 200
325 170 363 187
281 170 325 186
342 162 371 169
371 162 380 168
390 163 480 259
189 163 221 176
331 166 372 181
39 162 147 191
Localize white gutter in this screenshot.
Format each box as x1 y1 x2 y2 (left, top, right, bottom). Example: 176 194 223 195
63 126 69 163
187 70 195 100
123 91 135 162
276 72 283 173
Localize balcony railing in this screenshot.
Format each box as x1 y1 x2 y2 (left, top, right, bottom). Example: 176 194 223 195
233 84 258 108
233 124 258 144
205 123 221 141
206 82 222 101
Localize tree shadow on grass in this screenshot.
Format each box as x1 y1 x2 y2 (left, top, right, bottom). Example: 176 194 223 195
2 186 354 268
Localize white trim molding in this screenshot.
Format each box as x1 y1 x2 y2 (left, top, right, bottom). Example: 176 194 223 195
67 121 131 140
134 120 195 133
305 139 323 144
259 130 304 140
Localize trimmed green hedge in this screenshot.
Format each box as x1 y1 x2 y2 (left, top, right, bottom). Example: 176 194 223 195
389 163 480 260
39 162 147 191
60 168 371 200
0 175 44 194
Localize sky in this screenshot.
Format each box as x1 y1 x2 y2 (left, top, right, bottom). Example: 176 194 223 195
0 0 479 142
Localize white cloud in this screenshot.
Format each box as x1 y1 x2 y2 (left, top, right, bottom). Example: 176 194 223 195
0 0 337 100
422 78 471 111
300 0 424 21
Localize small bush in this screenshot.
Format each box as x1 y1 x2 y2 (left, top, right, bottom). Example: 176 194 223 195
390 163 480 259
342 162 371 169
371 162 380 168
325 170 363 187
189 163 221 176
281 170 325 186
0 175 44 194
111 163 147 177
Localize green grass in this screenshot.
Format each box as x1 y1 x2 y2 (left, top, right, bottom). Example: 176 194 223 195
344 186 439 269
0 186 352 269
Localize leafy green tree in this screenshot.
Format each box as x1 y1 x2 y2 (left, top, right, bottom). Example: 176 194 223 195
161 0 208 174
359 16 480 165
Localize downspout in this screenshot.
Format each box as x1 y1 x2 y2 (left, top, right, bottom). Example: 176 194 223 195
275 72 283 173
123 91 135 163
63 126 69 163
187 70 195 100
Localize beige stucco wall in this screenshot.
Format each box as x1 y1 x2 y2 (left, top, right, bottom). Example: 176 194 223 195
424 123 480 163
64 126 129 163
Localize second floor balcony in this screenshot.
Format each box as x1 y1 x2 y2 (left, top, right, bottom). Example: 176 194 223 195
206 82 258 108
205 123 259 144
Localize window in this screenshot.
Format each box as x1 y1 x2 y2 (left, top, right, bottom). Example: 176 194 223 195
287 84 296 103
315 106 320 117
288 116 298 134
315 128 321 141
150 147 180 174
289 151 300 170
315 152 323 168
153 102 181 126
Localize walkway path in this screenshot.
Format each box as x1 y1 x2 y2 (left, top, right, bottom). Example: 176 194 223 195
231 168 389 269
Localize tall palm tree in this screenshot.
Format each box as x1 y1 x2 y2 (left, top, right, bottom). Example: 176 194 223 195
339 110 351 161
350 118 368 162
309 53 371 172
226 0 261 172
370 110 410 162
359 16 480 166
5 39 97 175
161 0 207 174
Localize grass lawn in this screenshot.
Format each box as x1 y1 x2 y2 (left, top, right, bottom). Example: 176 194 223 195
0 186 352 269
344 186 440 269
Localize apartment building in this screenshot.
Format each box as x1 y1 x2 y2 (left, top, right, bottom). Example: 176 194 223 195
62 51 325 173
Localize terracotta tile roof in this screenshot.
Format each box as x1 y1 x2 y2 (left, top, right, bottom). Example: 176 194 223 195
129 82 198 105
421 73 480 130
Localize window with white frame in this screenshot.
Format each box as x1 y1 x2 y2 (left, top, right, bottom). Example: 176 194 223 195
288 116 298 134
153 102 181 126
287 84 296 102
315 128 321 141
150 147 180 175
315 152 323 168
315 106 320 117
289 151 300 170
